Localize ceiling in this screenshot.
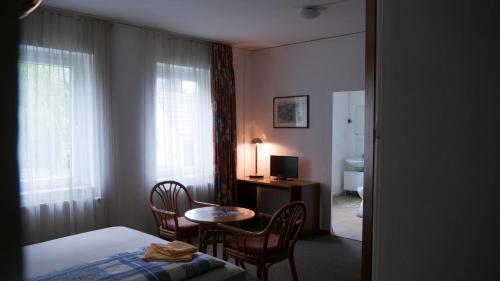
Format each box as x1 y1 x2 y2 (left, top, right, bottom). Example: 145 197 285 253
43 0 365 50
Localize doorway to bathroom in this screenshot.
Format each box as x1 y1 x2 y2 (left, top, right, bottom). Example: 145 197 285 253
331 90 365 241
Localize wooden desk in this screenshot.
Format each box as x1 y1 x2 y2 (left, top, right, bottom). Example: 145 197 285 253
236 177 320 236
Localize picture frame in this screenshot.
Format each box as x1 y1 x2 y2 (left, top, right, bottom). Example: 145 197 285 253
273 95 309 128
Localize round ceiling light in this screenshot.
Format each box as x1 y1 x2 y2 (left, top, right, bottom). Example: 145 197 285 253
299 6 320 19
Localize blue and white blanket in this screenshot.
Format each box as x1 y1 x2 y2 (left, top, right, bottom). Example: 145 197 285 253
27 248 225 281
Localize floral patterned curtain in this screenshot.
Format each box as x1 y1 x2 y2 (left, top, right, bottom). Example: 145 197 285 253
211 43 237 205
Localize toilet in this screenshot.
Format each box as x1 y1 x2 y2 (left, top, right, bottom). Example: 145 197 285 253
357 186 363 218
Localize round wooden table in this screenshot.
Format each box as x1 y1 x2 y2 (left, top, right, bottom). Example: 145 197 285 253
185 206 255 256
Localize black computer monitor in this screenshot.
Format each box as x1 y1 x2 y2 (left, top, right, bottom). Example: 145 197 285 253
270 155 299 180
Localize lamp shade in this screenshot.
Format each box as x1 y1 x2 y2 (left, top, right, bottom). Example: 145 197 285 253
20 0 43 19
251 138 263 144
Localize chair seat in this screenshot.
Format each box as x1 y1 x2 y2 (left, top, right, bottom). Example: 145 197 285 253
164 217 199 231
226 233 281 255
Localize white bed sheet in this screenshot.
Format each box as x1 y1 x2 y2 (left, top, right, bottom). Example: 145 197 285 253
23 226 245 281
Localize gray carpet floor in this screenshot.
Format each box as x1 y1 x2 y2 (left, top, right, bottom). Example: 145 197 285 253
204 234 362 281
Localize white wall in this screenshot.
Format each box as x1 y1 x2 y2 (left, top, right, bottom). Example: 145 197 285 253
349 91 365 158
374 1 499 280
234 33 365 230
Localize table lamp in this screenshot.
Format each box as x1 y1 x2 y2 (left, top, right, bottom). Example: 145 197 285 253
249 138 264 178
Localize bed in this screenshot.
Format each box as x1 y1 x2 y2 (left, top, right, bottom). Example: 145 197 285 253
23 226 246 281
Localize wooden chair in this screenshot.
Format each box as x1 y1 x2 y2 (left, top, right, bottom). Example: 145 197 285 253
218 201 306 281
149 180 217 242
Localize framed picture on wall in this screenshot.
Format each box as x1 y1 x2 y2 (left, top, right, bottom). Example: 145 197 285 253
273 95 309 128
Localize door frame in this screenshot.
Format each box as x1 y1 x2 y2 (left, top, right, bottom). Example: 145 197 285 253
362 0 376 280
1 2 22 279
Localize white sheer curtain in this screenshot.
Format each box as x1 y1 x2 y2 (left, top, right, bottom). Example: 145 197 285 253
144 33 214 202
19 9 111 244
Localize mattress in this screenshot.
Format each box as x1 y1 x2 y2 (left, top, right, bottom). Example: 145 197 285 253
23 226 245 281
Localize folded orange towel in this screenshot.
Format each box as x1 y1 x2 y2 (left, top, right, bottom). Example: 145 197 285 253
153 240 198 255
142 240 198 262
142 246 192 262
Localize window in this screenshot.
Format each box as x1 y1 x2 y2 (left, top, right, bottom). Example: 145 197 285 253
18 45 101 205
155 63 214 186
19 61 71 185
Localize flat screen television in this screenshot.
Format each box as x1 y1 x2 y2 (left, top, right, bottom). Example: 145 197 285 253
270 155 299 180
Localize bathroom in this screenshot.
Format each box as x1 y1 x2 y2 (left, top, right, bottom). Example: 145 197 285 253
331 90 364 241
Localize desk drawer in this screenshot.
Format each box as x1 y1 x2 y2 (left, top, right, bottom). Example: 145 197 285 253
257 186 289 215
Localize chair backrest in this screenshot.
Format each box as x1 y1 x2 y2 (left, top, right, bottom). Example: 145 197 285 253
265 201 306 251
149 181 193 216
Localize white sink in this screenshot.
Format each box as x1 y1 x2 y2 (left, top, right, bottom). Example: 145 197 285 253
345 157 364 170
